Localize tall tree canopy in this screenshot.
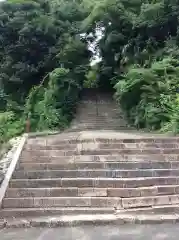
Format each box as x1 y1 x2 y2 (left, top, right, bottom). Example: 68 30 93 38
1 0 179 143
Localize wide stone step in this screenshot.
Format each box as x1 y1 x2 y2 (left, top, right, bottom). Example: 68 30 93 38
3 194 179 209
17 161 179 170
2 212 179 227
5 185 179 198
2 197 122 208
70 126 135 131
20 148 179 157
72 122 127 126
9 177 179 188
19 154 179 163
27 137 179 145
118 205 179 215
5 187 106 198
24 142 179 151
12 169 179 179
122 194 179 208
0 207 114 218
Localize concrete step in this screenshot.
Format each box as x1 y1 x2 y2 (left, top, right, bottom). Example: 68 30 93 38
17 161 179 171
2 197 122 208
0 207 114 218
12 169 179 179
8 177 179 188
5 185 179 198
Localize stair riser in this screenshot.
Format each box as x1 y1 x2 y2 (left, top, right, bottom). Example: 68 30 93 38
6 186 179 198
9 177 179 188
17 161 179 170
0 208 114 218
2 197 122 208
24 143 179 151
12 169 179 179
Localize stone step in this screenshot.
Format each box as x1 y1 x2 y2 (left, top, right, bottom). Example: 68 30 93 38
72 121 127 124
12 169 179 179
0 207 114 218
24 143 179 151
2 212 179 227
70 127 132 131
3 194 179 209
2 197 122 208
19 154 179 163
27 137 179 145
117 205 179 215
72 119 127 122
8 177 179 188
5 185 179 198
121 194 179 208
17 161 179 170
5 187 105 198
71 122 129 125
19 148 179 157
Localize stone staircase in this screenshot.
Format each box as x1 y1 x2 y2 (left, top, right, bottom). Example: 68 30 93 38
1 91 179 226
70 90 131 131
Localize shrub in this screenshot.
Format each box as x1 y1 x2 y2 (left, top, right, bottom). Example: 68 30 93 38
24 67 81 132
115 56 179 131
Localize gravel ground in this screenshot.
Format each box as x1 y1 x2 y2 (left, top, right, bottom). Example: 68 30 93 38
0 137 22 185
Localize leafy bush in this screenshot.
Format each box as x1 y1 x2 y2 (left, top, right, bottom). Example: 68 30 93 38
115 56 179 132
24 67 81 132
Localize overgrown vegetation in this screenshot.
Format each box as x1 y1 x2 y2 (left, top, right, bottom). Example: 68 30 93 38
85 0 179 133
1 0 179 146
0 0 90 144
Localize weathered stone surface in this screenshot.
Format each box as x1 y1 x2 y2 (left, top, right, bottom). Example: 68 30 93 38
2 197 122 208
5 188 79 198
78 188 107 197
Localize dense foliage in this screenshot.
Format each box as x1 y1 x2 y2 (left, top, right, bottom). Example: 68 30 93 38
1 0 179 146
0 0 90 144
84 0 179 133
